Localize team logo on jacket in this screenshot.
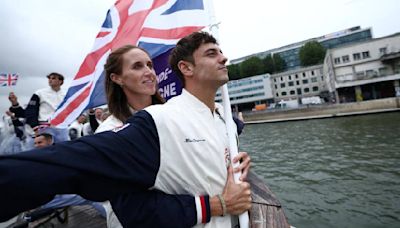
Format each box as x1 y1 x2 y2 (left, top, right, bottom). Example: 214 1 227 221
184 138 206 143
112 123 130 133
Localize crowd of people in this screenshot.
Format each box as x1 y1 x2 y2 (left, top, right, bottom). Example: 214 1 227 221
0 75 108 155
0 31 252 228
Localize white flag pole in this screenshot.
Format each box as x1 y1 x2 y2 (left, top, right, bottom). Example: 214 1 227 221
205 1 250 227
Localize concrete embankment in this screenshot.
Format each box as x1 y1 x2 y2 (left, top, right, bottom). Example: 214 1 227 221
243 97 400 124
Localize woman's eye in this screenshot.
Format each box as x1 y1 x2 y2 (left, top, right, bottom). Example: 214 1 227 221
133 63 142 69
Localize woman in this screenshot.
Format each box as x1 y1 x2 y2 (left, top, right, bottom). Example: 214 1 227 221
97 45 251 227
96 45 164 133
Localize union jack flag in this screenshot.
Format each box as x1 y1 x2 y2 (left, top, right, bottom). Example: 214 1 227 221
51 0 210 128
0 73 19 87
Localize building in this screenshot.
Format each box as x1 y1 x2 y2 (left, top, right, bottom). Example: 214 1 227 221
270 64 327 103
215 74 273 111
323 32 400 103
231 26 372 70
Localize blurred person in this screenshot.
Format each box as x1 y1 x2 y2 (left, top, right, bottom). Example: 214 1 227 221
83 108 104 136
33 133 53 149
10 73 69 143
68 114 86 140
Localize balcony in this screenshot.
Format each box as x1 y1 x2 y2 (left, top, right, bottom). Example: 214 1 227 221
380 51 400 63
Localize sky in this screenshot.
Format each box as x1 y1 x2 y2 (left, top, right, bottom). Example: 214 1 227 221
1 0 399 115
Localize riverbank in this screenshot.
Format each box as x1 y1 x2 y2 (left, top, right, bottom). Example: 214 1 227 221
243 97 400 124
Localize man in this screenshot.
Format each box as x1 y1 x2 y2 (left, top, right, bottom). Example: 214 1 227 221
68 114 86 140
83 108 104 135
33 133 53 148
9 72 68 143
0 32 251 227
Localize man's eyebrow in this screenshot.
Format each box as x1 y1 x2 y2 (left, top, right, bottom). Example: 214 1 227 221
204 48 222 54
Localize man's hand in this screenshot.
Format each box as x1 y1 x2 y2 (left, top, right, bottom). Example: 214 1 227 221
223 165 252 215
232 151 251 181
8 92 18 106
5 111 15 119
210 165 251 216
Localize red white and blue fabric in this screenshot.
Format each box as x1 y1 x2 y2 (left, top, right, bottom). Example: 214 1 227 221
50 0 210 128
0 73 18 87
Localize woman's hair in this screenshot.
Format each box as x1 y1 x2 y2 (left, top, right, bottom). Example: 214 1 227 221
104 45 164 122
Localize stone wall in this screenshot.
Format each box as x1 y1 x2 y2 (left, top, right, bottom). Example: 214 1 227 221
243 97 400 122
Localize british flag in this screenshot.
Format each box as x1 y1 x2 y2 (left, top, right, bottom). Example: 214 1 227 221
0 73 19 87
51 0 210 128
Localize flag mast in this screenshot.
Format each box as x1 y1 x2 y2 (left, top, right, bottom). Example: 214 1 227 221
205 1 250 227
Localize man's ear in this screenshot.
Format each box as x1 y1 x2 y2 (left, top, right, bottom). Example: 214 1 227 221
110 73 123 86
178 60 194 77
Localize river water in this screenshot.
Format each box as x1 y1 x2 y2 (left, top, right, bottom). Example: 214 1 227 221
239 112 400 228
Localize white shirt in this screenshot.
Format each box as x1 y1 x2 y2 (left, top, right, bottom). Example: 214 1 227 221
35 87 66 122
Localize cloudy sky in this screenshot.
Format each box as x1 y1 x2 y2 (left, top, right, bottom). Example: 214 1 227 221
1 0 399 115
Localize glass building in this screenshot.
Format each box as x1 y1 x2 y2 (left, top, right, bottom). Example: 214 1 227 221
230 26 372 70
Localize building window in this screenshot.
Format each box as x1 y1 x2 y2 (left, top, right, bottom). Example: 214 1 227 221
379 67 388 76
289 75 292 80
334 57 341 64
379 47 387 55
280 83 286 88
311 77 317 83
297 88 302 95
302 79 308 84
356 71 365 77
362 51 370 59
303 72 306 77
304 88 310 93
311 70 315 76
353 53 361 61
342 55 350 63
295 74 298 79
281 91 287 96
290 90 295 95
274 78 276 82
288 81 294 86
296 80 300 85
321 76 324 80
276 93 279 97
366 70 376 77
280 77 283 81
312 86 319 92
275 85 278 89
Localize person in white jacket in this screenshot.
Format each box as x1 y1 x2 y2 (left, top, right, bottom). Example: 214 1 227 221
97 42 250 227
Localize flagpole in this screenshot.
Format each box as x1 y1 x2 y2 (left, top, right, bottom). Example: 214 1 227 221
205 1 250 227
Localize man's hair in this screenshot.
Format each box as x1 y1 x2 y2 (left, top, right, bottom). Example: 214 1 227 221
47 72 64 85
36 133 53 142
104 45 164 122
169 32 217 86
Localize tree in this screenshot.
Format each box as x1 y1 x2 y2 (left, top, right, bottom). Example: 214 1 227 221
272 54 286 72
227 64 241 80
299 41 326 66
263 55 275 73
239 56 265 77
263 54 286 74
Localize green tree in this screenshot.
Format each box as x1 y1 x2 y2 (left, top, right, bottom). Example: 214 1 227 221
239 56 264 77
272 54 286 72
263 55 275 73
262 54 286 73
227 64 241 80
299 41 326 66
